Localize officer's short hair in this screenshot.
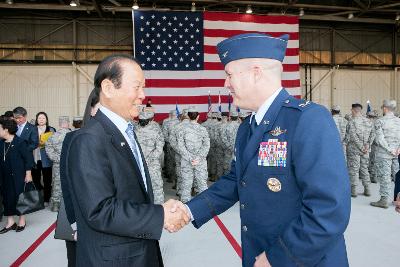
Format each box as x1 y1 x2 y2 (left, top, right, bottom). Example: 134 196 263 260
13 106 27 117
382 99 396 111
351 103 363 110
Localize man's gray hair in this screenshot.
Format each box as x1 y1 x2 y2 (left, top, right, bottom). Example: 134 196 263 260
59 116 70 126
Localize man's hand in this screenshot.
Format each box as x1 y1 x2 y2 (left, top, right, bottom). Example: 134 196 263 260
191 159 200 166
254 252 271 267
394 194 400 213
25 171 33 183
162 199 190 233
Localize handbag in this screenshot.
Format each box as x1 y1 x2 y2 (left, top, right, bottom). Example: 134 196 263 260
16 182 44 215
54 199 75 241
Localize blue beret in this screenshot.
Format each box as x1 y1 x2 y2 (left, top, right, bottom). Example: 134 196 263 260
216 33 289 66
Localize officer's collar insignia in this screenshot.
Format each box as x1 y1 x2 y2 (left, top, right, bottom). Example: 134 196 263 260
299 101 311 107
222 51 229 58
269 126 287 137
121 142 126 147
267 177 281 192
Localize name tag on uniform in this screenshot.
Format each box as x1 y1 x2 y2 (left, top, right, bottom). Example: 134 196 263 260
258 139 287 167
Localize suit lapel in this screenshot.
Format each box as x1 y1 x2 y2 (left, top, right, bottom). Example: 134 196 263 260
94 111 149 199
241 90 289 175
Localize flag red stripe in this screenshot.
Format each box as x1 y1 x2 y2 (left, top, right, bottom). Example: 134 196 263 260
204 12 299 25
204 62 300 72
204 45 298 56
204 29 298 40
146 79 300 88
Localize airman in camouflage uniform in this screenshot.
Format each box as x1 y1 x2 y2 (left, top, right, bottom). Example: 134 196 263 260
331 105 348 157
221 111 241 172
169 109 190 194
367 110 379 183
135 111 165 204
177 106 210 203
239 111 249 123
45 116 71 212
162 110 178 182
345 103 374 197
207 112 219 181
201 113 214 178
370 100 400 208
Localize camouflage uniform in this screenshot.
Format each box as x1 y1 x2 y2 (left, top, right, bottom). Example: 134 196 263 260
206 113 219 180
45 127 71 212
169 110 190 194
221 114 240 172
201 113 214 178
162 111 179 182
367 111 379 183
371 109 400 207
177 110 210 203
332 111 348 157
135 112 165 204
345 115 374 196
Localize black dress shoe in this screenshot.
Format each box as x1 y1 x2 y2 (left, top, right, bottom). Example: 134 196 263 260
16 224 26 232
0 223 17 234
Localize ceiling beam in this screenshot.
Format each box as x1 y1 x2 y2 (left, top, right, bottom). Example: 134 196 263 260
92 0 103 17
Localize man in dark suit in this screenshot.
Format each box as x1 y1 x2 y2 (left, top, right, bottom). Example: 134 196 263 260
13 107 39 153
67 55 189 267
176 33 351 267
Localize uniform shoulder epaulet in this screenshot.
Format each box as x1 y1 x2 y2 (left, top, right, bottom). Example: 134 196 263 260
282 96 314 111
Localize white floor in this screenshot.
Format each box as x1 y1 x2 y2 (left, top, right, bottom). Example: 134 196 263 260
0 182 399 267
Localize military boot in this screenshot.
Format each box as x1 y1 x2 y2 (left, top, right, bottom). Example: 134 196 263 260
363 186 371 196
351 186 357 198
370 197 389 209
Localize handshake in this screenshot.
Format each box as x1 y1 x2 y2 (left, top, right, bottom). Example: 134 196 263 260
162 199 191 233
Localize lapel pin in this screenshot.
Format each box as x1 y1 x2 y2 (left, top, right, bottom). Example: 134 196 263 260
263 120 270 125
121 142 126 147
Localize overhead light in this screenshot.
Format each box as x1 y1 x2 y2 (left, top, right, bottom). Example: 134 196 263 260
132 0 139 10
6 0 13 4
348 13 354 19
246 5 252 14
70 0 78 7
299 8 304 17
191 2 196 12
396 14 400 21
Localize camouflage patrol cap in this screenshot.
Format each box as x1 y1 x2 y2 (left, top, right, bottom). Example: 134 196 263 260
207 112 213 118
382 99 396 110
230 111 239 117
239 111 248 118
139 111 153 120
182 109 189 116
212 112 218 118
331 105 340 112
216 113 222 119
169 110 177 116
366 110 378 117
188 106 198 113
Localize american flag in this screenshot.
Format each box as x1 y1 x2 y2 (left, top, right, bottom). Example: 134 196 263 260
133 11 299 121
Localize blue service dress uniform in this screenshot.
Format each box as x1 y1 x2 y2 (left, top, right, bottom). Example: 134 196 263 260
187 89 351 267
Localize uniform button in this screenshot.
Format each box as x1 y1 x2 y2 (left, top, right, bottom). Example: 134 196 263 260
240 204 245 210
242 225 248 232
241 180 246 187
285 100 290 104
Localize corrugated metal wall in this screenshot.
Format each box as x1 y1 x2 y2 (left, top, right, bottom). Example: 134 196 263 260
0 64 399 127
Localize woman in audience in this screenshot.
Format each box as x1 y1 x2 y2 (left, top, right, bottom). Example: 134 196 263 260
0 118 34 233
32 112 55 205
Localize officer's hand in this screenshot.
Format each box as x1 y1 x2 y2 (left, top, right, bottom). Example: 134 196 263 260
191 159 199 166
254 252 271 267
394 194 400 213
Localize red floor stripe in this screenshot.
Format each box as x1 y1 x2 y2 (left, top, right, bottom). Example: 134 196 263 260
213 216 242 259
11 221 57 267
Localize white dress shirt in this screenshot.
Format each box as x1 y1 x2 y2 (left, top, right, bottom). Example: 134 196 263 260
17 121 27 137
250 87 282 126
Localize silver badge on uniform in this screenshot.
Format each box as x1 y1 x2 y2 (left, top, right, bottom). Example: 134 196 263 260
267 178 281 192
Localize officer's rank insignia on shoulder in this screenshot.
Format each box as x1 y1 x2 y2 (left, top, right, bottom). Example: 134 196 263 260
269 126 287 137
299 100 311 108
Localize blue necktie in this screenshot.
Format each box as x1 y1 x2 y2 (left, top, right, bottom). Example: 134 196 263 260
250 115 258 136
125 123 147 191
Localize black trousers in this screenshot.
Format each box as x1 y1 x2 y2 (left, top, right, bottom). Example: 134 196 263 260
65 241 76 267
31 160 52 203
